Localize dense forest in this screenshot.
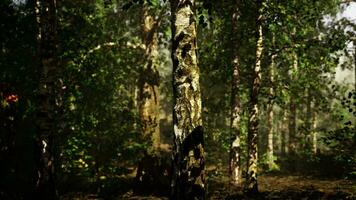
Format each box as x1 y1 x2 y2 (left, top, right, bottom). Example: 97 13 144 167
0 0 355 199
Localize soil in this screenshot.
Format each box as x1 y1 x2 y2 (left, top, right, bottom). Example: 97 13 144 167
208 174 356 200
62 173 355 200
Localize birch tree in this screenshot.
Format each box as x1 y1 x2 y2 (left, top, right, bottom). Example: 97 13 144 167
246 0 264 193
171 0 205 199
229 0 242 185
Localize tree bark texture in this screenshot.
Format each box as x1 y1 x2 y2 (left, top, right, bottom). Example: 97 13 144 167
267 52 276 170
35 0 59 199
354 42 356 91
139 4 160 151
229 0 242 185
246 0 264 193
171 0 205 199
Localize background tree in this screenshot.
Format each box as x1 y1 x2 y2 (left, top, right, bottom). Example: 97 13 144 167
266 35 276 170
138 1 161 152
246 0 264 193
229 0 243 185
35 0 59 198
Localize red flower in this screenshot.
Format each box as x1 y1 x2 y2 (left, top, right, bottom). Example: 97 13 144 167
5 94 18 103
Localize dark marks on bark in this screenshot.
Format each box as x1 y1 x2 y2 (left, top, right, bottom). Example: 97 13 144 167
182 43 191 59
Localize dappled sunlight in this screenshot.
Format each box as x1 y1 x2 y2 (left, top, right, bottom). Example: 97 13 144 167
0 0 355 199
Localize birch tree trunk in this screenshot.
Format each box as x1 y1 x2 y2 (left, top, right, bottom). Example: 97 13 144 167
35 0 59 199
267 52 276 170
229 0 242 185
171 0 205 199
139 3 160 152
246 0 264 193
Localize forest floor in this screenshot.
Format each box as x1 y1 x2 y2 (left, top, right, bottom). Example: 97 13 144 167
62 167 356 200
207 174 356 200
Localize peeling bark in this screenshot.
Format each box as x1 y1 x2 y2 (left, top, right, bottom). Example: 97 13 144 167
139 3 160 152
171 0 205 199
35 0 59 199
246 0 264 193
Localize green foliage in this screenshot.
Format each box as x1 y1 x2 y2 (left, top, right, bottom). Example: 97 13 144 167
0 0 355 198
322 90 356 178
259 153 280 172
57 0 147 179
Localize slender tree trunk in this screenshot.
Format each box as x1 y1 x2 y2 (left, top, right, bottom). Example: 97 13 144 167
229 0 242 185
171 0 205 199
281 109 289 155
246 0 264 193
312 112 318 154
276 111 282 154
305 88 318 153
35 0 59 199
305 88 312 147
288 97 297 154
288 53 298 155
267 51 276 170
139 3 160 152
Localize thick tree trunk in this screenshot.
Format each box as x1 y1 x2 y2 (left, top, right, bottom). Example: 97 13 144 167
35 0 59 199
171 0 205 199
267 52 276 170
229 0 242 185
246 1 264 193
139 4 160 152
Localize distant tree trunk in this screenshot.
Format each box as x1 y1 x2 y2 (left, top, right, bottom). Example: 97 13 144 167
281 109 289 155
276 110 282 154
305 88 317 152
288 53 298 155
138 3 160 152
229 0 242 185
312 112 318 154
305 88 311 141
246 0 264 193
35 0 59 199
171 0 205 199
288 96 297 154
267 49 276 170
